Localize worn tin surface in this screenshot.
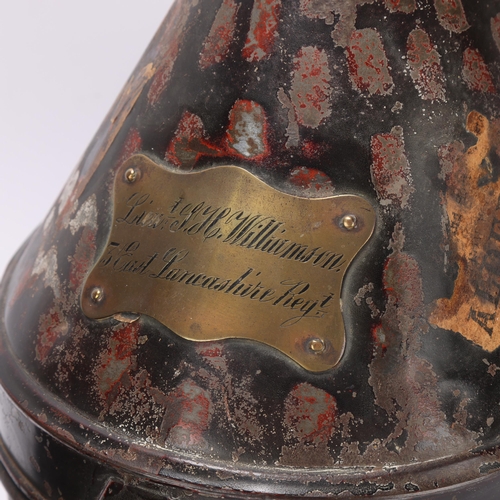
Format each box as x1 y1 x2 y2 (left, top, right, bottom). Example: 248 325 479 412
2 0 500 498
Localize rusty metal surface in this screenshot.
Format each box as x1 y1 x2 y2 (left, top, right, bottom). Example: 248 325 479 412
2 0 500 498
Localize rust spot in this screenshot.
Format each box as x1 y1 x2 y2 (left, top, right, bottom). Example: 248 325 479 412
370 126 414 208
242 0 281 62
96 323 140 403
199 0 240 70
299 0 375 48
384 0 416 13
225 100 270 159
433 0 469 33
492 14 500 53
289 166 334 194
407 28 446 101
163 379 213 449
36 307 69 364
289 46 333 128
346 29 394 96
430 112 500 351
280 383 336 466
166 111 221 170
462 48 496 94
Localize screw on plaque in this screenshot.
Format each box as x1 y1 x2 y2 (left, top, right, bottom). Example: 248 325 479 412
90 287 104 303
341 215 357 230
308 338 326 354
125 167 139 183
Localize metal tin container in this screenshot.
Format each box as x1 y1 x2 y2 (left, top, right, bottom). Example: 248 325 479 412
2 1 500 498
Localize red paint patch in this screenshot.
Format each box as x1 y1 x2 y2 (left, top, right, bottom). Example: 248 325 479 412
289 167 333 192
166 111 221 170
370 126 414 208
68 227 96 292
434 0 469 33
225 100 270 159
407 28 446 101
97 323 139 401
346 29 394 95
462 48 496 93
284 383 336 443
196 343 228 371
117 128 142 167
492 14 500 53
301 140 323 160
167 101 271 169
290 46 332 128
384 0 416 13
165 379 213 448
36 308 68 364
243 0 281 62
199 0 239 70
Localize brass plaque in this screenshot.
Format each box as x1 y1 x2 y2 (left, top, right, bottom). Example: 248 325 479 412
82 155 375 371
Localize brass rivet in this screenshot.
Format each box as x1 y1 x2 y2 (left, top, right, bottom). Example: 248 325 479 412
90 287 104 303
308 338 325 353
125 167 138 183
341 214 357 230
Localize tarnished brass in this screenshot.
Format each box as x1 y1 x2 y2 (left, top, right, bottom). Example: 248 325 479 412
82 155 375 371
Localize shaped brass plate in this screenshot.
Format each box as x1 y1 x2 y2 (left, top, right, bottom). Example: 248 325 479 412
82 155 375 371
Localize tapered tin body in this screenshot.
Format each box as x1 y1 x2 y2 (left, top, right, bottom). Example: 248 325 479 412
2 0 500 498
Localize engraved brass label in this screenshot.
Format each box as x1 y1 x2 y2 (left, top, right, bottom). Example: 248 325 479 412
82 155 375 371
